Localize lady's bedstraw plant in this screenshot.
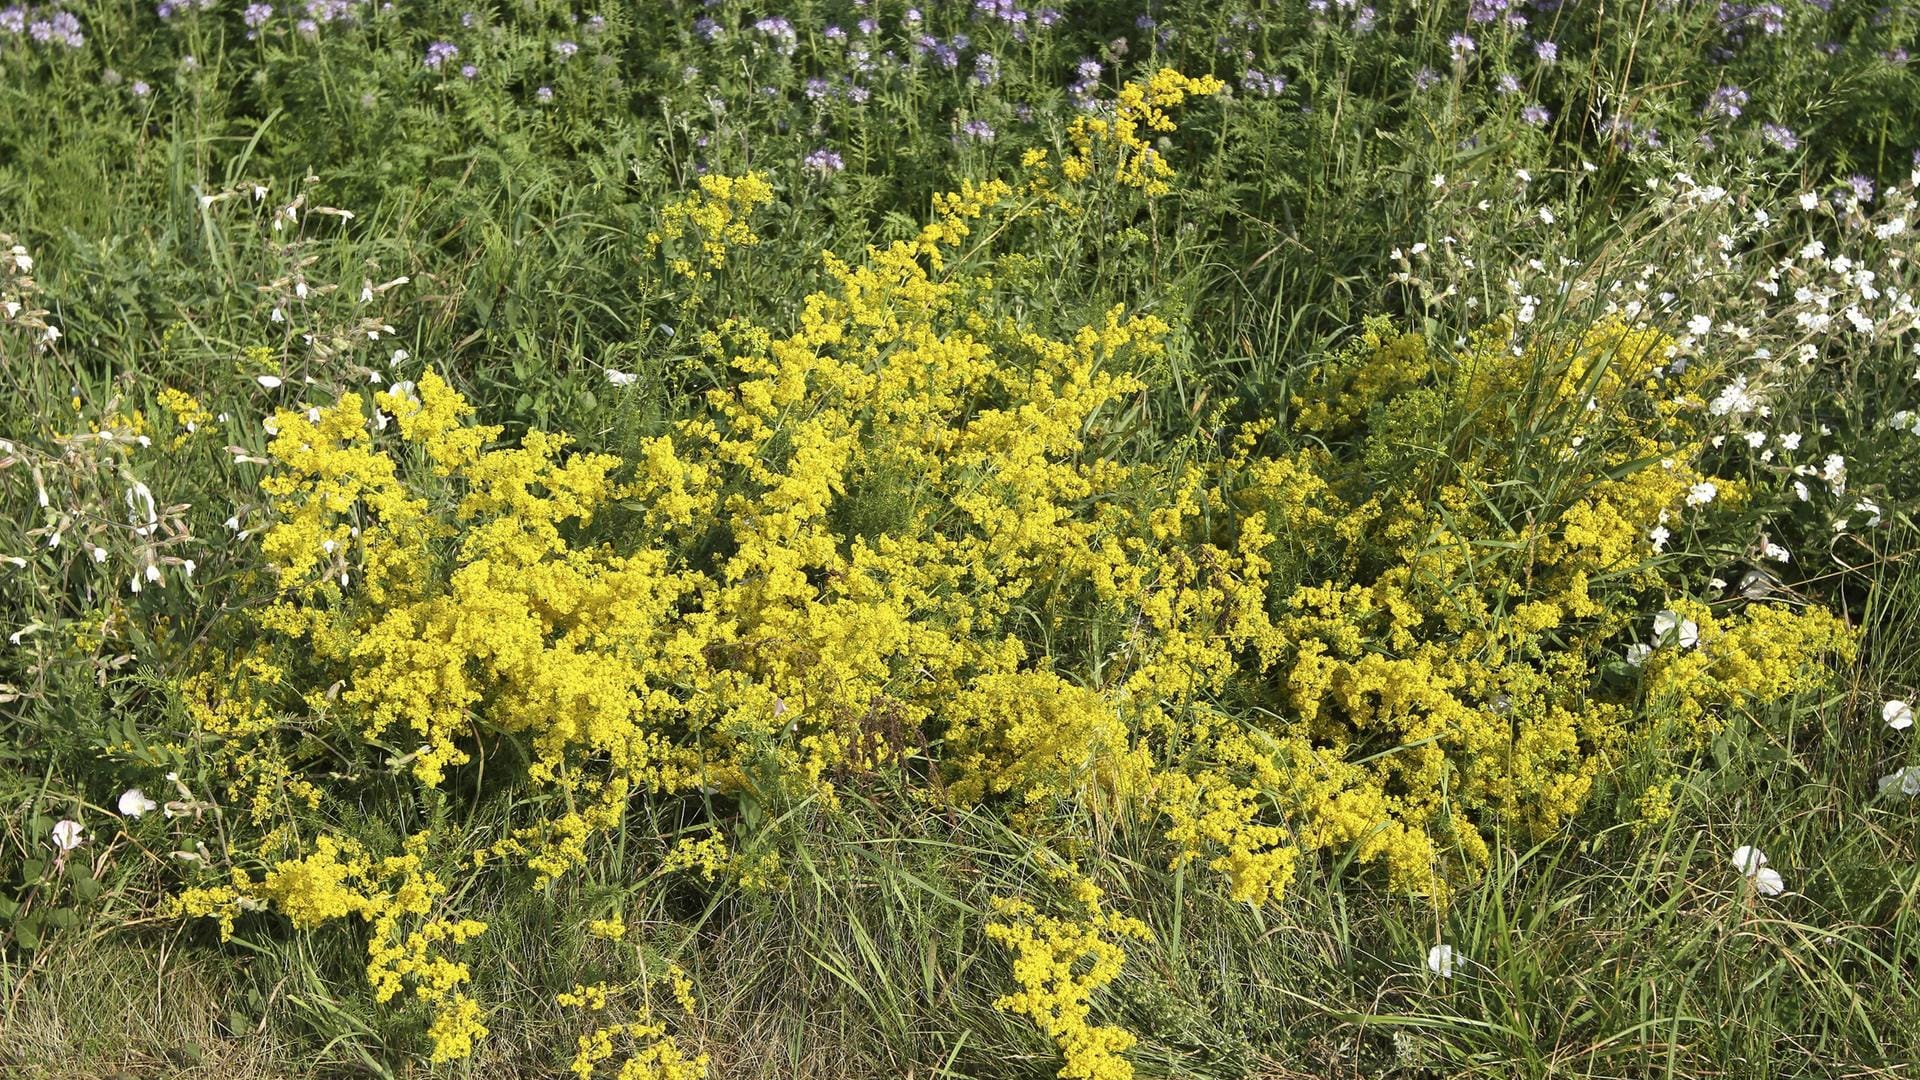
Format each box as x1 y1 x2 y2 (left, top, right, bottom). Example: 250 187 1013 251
162 70 1856 1074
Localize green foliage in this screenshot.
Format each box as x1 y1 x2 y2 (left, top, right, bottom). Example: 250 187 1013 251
3 1 1920 1077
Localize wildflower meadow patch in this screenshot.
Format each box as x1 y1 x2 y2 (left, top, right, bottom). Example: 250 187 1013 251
2 2 1918 1078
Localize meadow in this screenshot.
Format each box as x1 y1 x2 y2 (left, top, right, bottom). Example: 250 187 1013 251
2 1 1919 1077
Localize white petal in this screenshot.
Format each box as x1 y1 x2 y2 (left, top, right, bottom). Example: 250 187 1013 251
1426 944 1455 978
256 375 284 389
118 788 158 818
1732 845 1768 874
1752 868 1785 896
51 819 85 851
1884 700 1915 731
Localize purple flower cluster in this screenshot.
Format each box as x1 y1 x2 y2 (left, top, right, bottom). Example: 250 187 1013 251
958 118 995 142
424 40 459 70
1761 123 1800 151
1069 56 1101 105
803 147 846 174
243 3 272 27
1716 1 1785 37
753 16 796 55
972 52 999 86
299 0 361 34
2 5 84 47
1241 69 1286 97
1700 84 1749 121
1467 0 1527 27
155 0 215 19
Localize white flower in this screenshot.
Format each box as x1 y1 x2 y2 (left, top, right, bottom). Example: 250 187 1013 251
1648 526 1670 553
1426 944 1456 978
1686 481 1718 506
1731 845 1768 875
1709 376 1757 417
1654 610 1699 649
256 374 284 389
1752 868 1785 896
1762 542 1790 563
1877 766 1920 797
604 368 639 387
118 788 158 818
1625 643 1652 667
1885 699 1915 731
51 819 85 852
1688 314 1713 336
1799 192 1819 210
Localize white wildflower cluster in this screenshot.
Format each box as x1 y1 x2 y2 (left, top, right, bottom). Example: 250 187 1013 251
198 179 414 381
1394 159 1919 572
1882 698 1919 799
0 233 61 348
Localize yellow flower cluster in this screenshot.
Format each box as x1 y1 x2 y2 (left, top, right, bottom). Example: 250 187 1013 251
559 970 707 1080
1061 68 1225 195
155 386 214 449
646 171 776 280
166 72 1858 1073
170 832 487 1063
986 878 1153 1080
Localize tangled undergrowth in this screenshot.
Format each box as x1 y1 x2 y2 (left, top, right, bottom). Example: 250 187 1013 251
100 70 1858 1074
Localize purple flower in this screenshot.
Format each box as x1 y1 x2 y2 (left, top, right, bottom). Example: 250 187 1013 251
536 85 554 102
1761 123 1800 151
972 52 1000 86
803 147 845 174
460 63 477 79
1496 73 1520 95
1449 33 1476 60
804 77 830 100
959 119 995 141
1353 6 1377 32
1521 103 1552 126
693 15 720 40
1468 0 1510 23
131 79 151 96
0 7 24 34
243 3 272 27
753 15 796 53
1846 174 1875 203
1535 40 1558 63
1701 84 1748 121
553 39 578 59
1241 69 1286 97
424 40 459 70
824 24 845 40
1412 66 1442 91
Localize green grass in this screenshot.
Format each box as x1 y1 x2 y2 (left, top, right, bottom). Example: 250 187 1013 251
5 1 1920 1077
